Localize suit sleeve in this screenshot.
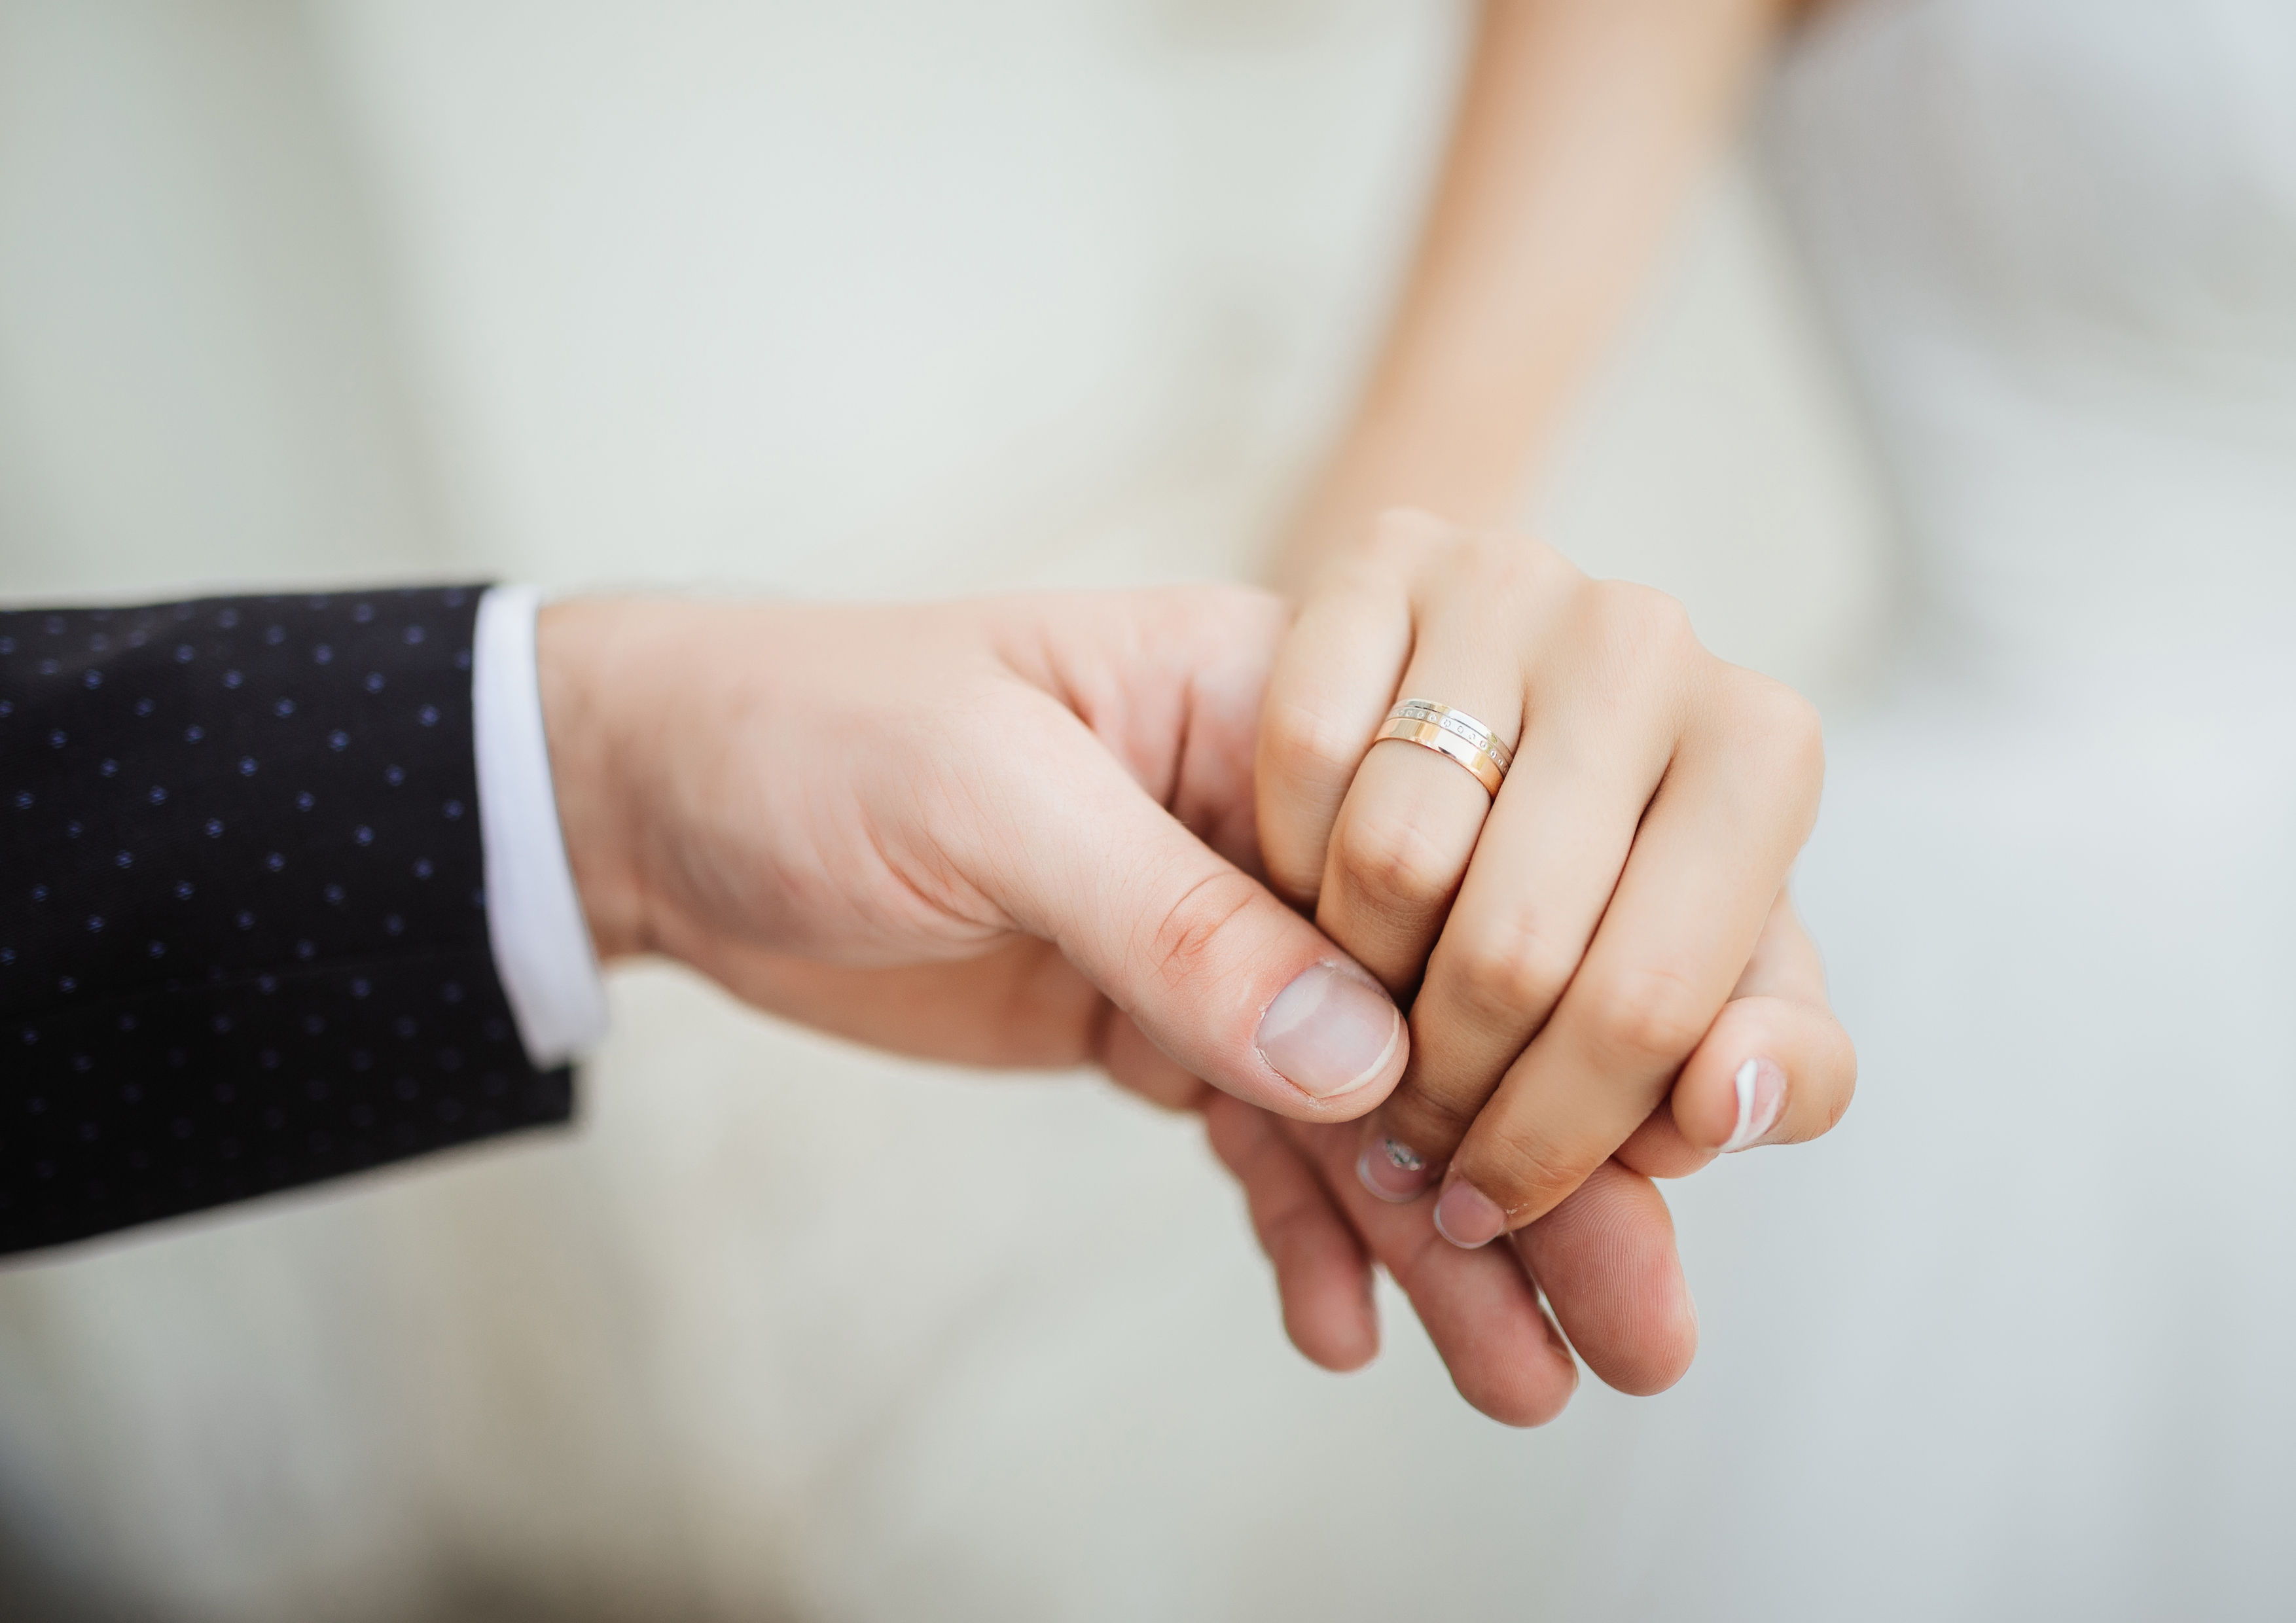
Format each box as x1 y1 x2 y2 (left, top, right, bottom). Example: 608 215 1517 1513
0 586 574 1257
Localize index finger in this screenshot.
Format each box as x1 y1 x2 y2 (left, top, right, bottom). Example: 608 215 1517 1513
1254 566 1415 908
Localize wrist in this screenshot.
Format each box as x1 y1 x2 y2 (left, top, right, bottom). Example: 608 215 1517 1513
537 598 658 962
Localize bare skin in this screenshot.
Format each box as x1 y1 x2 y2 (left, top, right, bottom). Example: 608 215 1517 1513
539 588 1406 1122
536 586 1729 1423
1271 0 1800 590
1211 0 1856 1414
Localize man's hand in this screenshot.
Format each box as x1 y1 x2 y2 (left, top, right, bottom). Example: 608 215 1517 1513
535 588 1408 1120
1206 1099 1697 1425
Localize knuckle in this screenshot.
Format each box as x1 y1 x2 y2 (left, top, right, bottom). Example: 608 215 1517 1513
1731 668 1825 764
1445 909 1579 1030
1260 698 1367 791
1714 671 1827 827
1579 961 1714 1072
1603 579 1696 644
1588 581 1702 686
1460 1126 1586 1217
1333 806 1463 915
1770 688 1828 789
1383 1077 1480 1153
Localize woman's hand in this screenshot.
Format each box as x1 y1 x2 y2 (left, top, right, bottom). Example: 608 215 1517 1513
1183 876 1840 1422
1257 510 1855 1247
538 587 1410 1121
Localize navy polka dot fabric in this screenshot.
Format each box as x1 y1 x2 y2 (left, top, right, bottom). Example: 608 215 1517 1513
0 587 571 1257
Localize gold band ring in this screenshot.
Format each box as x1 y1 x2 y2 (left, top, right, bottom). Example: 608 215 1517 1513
1373 699 1512 796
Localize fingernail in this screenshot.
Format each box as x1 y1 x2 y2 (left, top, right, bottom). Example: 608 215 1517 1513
1432 1177 1507 1249
1722 1057 1787 1152
1256 961 1402 1101
1355 1132 1431 1203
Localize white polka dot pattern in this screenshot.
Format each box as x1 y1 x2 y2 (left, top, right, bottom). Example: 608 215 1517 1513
0 588 571 1255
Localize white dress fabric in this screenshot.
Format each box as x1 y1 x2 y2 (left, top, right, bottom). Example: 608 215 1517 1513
1647 0 2296 1613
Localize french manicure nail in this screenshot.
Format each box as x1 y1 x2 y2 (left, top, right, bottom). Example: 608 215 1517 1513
1432 1177 1507 1249
1356 1132 1431 1203
1722 1057 1787 1152
1256 961 1402 1101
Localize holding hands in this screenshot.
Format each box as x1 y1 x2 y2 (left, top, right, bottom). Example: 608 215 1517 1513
1217 509 1855 1421
1263 510 1847 1209
541 520 1851 1427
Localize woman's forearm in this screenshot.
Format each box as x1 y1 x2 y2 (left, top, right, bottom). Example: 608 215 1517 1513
1272 0 1792 590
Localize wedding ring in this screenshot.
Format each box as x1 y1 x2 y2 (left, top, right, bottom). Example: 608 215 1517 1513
1374 699 1513 796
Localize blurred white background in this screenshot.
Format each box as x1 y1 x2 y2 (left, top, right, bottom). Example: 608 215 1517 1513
0 2 1890 1618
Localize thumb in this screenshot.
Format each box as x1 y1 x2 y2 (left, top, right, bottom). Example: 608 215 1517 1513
982 715 1407 1122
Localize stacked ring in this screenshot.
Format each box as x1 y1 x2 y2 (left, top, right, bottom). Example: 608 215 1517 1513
1374 699 1513 796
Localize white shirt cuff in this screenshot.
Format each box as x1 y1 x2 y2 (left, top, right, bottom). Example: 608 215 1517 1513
473 584 611 1068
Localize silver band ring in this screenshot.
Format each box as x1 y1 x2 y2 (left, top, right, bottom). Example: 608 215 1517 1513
1373 699 1512 796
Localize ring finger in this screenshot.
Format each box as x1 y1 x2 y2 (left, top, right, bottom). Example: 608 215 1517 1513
1354 665 1681 1200
1314 642 1523 995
